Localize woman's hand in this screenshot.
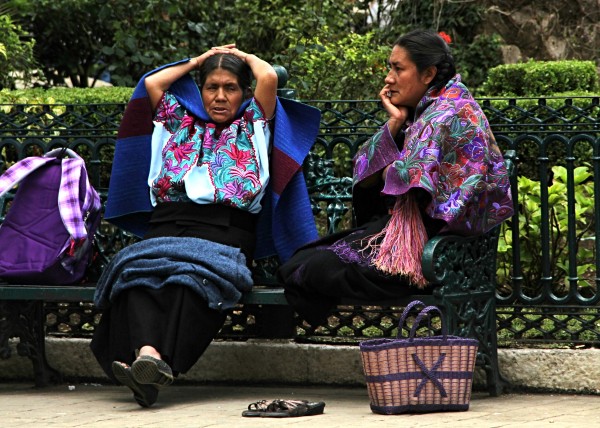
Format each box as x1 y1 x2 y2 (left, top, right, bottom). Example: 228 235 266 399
379 85 409 137
191 44 237 69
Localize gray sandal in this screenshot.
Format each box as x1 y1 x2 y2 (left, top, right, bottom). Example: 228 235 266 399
131 355 174 387
111 361 159 408
242 399 326 417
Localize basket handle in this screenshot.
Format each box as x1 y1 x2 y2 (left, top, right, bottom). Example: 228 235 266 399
396 300 426 338
408 305 447 342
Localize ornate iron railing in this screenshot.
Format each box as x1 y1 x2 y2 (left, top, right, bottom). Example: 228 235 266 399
1 95 599 347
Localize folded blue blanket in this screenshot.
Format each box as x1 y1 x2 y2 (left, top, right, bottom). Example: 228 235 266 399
93 237 252 311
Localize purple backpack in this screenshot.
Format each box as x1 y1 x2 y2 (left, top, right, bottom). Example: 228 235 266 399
0 148 101 284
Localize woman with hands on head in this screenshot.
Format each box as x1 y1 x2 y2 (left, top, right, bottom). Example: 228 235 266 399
145 44 277 121
278 29 514 328
91 45 290 408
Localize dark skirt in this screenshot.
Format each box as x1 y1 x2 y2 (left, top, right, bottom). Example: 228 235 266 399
277 215 437 327
90 202 256 381
90 285 226 380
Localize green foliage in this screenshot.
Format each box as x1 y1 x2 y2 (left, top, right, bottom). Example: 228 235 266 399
0 86 134 104
213 0 354 57
277 31 389 100
13 0 112 87
482 60 600 96
0 11 38 89
98 1 214 87
362 0 503 92
14 0 358 89
497 165 595 295
13 0 503 97
479 96 598 180
453 33 503 95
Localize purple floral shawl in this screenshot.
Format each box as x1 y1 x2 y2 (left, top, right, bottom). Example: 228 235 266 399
353 74 513 236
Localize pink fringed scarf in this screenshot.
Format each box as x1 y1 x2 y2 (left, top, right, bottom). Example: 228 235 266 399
363 192 429 287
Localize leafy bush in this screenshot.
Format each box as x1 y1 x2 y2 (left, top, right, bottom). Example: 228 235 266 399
453 33 503 95
481 60 600 96
13 0 358 89
277 30 389 100
0 12 38 89
0 86 134 104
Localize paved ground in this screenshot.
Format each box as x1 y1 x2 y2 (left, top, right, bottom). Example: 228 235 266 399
1 382 599 427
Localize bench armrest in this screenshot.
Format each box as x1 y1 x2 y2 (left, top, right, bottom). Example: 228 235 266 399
421 226 501 295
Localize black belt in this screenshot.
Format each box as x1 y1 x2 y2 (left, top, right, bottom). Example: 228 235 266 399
150 201 258 232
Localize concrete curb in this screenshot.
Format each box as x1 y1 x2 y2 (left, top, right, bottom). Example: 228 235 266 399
1 338 599 394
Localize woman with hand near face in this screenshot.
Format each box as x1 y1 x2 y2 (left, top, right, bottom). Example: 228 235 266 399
278 29 514 327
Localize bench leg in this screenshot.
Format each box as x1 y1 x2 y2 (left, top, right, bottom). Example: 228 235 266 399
480 331 508 397
436 295 507 396
0 300 62 387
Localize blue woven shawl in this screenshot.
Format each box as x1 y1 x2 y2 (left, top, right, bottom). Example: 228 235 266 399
104 59 320 262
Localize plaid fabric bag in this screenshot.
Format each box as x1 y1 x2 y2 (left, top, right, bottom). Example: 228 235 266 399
359 300 479 414
0 148 101 284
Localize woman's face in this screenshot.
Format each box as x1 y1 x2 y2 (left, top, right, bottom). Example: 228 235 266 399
384 45 436 109
201 68 244 124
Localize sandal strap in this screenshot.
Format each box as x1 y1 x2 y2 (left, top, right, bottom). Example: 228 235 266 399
248 399 270 411
247 399 312 413
268 400 308 411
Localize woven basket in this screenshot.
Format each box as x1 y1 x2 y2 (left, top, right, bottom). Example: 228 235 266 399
359 300 478 415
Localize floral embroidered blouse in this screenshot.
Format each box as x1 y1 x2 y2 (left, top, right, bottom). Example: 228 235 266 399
353 74 513 235
148 92 271 214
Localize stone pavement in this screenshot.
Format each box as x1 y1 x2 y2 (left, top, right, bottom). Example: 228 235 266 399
1 382 599 427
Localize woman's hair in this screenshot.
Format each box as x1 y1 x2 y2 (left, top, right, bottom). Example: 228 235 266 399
395 29 456 90
198 54 253 96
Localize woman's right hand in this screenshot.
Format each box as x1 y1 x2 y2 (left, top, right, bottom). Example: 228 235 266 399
192 44 237 69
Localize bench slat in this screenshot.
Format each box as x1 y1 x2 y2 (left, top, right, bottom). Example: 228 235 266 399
0 284 289 306
0 284 95 301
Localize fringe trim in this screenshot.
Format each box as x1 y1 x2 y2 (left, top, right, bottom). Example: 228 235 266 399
362 192 428 287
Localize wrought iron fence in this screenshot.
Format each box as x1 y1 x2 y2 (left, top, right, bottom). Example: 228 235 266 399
1 95 599 348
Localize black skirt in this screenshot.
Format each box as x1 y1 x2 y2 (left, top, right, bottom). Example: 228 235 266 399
90 285 226 380
90 202 256 381
277 215 439 327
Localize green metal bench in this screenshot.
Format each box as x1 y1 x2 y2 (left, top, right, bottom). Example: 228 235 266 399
0 110 514 396
0 213 508 396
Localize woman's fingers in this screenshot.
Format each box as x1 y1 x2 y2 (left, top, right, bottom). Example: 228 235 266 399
212 43 236 50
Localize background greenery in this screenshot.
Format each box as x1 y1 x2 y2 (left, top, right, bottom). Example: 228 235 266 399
3 0 505 99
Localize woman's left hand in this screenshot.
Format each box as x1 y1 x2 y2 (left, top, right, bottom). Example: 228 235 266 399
209 44 249 63
379 85 409 137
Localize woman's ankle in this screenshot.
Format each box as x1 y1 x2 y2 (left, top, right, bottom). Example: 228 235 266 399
137 346 162 360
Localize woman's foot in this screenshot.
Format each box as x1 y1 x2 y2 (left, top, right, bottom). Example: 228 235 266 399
111 361 159 408
131 355 174 387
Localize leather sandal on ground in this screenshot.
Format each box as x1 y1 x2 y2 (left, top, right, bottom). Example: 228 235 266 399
111 361 158 408
131 355 174 387
242 399 326 417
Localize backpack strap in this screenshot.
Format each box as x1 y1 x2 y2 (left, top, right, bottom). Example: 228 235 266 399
58 157 95 241
0 156 56 198
0 150 101 247
47 149 101 248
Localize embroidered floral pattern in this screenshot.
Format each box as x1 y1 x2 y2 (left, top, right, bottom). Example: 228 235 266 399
151 92 267 209
330 234 372 268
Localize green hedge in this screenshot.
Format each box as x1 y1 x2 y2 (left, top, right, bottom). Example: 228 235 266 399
481 60 599 96
0 86 134 104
